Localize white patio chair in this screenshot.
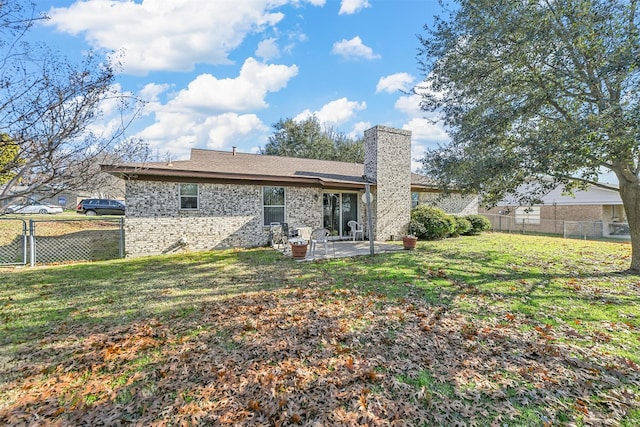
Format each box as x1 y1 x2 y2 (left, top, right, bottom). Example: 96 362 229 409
296 226 313 243
347 220 364 241
309 228 330 257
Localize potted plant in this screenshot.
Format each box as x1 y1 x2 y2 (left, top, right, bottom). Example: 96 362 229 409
289 237 308 259
402 220 421 250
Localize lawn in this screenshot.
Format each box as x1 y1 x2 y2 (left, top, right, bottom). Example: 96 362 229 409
1 233 639 426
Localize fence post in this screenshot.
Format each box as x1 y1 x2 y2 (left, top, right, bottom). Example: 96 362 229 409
29 220 35 267
20 220 27 265
119 217 125 258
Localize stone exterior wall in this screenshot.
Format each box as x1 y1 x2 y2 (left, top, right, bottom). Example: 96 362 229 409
417 192 479 215
124 180 323 257
122 124 433 255
364 126 412 241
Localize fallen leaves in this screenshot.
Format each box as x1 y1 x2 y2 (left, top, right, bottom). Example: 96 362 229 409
1 285 639 426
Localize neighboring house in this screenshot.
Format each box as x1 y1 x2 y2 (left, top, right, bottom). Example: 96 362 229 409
103 125 478 257
0 185 90 211
480 184 627 237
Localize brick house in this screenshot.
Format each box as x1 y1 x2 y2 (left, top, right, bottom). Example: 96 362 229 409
104 125 478 257
479 184 627 238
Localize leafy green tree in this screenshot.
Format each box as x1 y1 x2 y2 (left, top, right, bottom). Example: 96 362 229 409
0 133 23 185
417 0 640 270
0 1 142 207
261 116 364 163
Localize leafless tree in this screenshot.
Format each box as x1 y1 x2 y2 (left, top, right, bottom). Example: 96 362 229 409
0 1 144 207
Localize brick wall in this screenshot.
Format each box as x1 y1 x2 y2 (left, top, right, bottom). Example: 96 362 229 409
480 204 605 222
124 181 323 257
540 204 603 221
479 204 608 237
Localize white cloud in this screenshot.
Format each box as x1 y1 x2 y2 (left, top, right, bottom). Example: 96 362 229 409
168 58 298 112
350 121 372 139
394 93 424 117
256 38 280 61
403 118 450 172
46 0 320 75
202 113 268 151
136 111 268 160
376 73 415 94
339 0 371 15
139 83 170 103
294 97 366 124
331 36 380 60
132 58 297 159
403 118 449 144
410 141 427 172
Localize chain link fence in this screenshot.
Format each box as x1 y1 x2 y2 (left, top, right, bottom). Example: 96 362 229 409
481 213 628 240
0 218 28 265
0 217 124 266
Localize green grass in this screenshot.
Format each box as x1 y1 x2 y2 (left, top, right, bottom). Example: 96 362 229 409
1 233 639 426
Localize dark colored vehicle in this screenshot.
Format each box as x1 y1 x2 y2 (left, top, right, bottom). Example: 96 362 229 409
76 199 125 216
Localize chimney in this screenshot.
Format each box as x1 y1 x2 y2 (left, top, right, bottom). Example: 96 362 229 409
363 125 412 240
232 146 237 156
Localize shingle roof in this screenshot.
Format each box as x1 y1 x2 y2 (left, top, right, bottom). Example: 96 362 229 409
103 148 437 190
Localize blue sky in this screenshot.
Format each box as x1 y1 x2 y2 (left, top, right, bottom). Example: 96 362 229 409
32 0 448 169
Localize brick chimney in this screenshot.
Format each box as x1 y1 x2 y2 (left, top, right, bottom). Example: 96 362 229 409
363 125 412 240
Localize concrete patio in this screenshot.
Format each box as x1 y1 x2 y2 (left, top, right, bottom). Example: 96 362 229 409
278 239 408 261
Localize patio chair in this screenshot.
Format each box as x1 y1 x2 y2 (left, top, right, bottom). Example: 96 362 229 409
310 228 330 257
270 222 287 250
296 226 313 243
347 220 364 241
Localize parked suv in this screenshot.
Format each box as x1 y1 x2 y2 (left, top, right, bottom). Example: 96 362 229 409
76 199 125 216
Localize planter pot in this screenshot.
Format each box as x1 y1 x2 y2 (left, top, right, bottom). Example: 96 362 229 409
402 236 417 250
291 243 308 259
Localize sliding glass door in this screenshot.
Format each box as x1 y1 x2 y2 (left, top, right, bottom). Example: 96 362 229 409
323 192 358 238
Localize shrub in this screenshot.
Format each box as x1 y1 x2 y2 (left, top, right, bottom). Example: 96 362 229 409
463 214 492 235
451 216 472 237
410 206 455 240
406 219 427 237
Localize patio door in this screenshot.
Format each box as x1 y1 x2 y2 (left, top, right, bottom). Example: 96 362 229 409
323 192 358 239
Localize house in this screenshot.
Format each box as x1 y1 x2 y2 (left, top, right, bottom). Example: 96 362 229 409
103 125 478 257
479 184 627 238
0 185 91 211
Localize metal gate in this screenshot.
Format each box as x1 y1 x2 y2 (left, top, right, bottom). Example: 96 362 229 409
0 218 28 266
0 217 124 267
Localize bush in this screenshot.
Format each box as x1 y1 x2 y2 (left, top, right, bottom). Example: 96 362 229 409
463 214 492 235
406 219 427 237
410 206 455 240
451 216 472 237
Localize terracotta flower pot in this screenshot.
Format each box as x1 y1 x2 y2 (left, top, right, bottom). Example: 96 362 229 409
402 236 417 250
291 243 308 259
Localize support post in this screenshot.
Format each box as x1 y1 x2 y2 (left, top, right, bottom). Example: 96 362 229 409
365 183 374 256
29 220 35 267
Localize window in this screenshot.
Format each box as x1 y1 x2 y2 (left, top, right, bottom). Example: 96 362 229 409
411 192 419 209
263 186 285 225
179 183 199 210
515 206 540 225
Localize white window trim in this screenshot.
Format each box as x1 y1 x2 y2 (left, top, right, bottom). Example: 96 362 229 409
179 183 199 211
262 186 286 226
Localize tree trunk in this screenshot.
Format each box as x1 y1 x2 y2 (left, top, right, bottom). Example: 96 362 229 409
617 178 640 272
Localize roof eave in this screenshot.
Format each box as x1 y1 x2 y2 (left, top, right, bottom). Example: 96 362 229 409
101 165 367 189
